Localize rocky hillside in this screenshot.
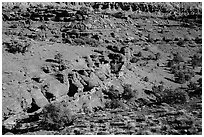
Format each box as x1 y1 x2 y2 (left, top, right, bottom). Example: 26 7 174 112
2 2 202 135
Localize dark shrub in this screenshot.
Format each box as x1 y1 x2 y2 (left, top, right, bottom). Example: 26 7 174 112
85 38 100 47
143 76 149 82
174 67 195 84
105 99 121 109
184 73 192 81
73 38 86 45
77 6 90 15
147 54 155 60
54 53 63 63
195 36 202 44
173 53 184 63
54 53 67 71
4 40 31 54
174 71 186 84
160 88 189 104
152 84 164 93
136 51 142 57
170 64 180 74
105 99 129 110
122 84 135 100
187 78 202 97
167 60 175 67
40 102 74 130
199 68 202 75
191 54 202 68
187 81 197 90
102 85 121 100
130 57 139 63
155 52 161 60
197 78 202 87
107 45 120 53
177 39 185 47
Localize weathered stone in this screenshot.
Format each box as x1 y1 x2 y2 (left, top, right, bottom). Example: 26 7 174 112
30 88 49 108
87 72 101 88
18 83 33 110
43 78 69 99
94 70 107 81
68 72 84 95
72 57 90 70
2 98 23 117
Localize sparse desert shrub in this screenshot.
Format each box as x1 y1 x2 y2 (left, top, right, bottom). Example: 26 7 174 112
136 51 142 57
187 81 197 90
187 79 202 97
173 52 184 63
85 38 99 47
191 54 202 68
160 88 189 104
54 53 63 63
103 85 121 100
184 73 192 81
197 78 202 87
4 39 31 54
105 98 129 110
113 12 128 19
40 102 74 130
170 64 180 74
152 84 164 93
77 6 90 15
54 53 67 71
174 71 186 84
107 45 120 53
130 57 139 63
186 68 195 77
147 54 155 60
177 39 185 47
199 68 202 75
155 52 161 60
174 67 194 84
103 84 135 108
105 99 121 109
167 60 175 68
122 84 135 100
73 38 86 45
194 36 202 44
143 76 149 82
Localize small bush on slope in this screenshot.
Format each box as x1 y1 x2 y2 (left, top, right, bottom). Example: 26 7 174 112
4 39 31 54
40 102 74 130
160 88 189 105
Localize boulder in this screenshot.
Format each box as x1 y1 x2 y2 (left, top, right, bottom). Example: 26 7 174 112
87 72 101 88
79 71 101 90
72 57 90 70
43 78 69 99
30 88 49 108
94 69 107 81
68 72 84 95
